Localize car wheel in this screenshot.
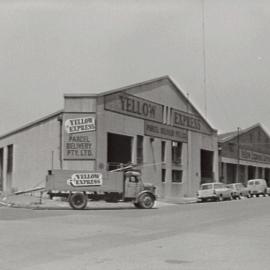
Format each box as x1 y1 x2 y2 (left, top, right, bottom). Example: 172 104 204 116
218 194 223 201
138 193 155 209
69 193 88 210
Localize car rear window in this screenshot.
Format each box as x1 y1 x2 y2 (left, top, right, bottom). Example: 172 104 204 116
214 183 223 189
201 184 213 190
255 181 260 185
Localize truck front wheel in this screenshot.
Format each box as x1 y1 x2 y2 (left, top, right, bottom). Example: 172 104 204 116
69 193 87 210
138 193 155 209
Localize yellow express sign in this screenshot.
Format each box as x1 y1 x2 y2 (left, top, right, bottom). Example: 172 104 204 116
65 116 96 134
104 93 163 123
63 114 96 160
67 173 103 187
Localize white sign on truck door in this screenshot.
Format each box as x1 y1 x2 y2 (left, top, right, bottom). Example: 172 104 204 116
67 173 103 187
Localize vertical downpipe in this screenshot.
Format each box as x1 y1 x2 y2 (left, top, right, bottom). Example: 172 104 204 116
186 93 190 196
58 114 63 169
201 0 208 118
237 127 240 182
51 151 54 170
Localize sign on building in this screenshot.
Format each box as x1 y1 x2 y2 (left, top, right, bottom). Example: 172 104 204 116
240 149 270 164
172 109 212 134
104 93 164 123
64 116 95 134
63 114 96 160
144 121 188 142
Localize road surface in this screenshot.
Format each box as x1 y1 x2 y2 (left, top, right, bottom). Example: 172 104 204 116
1 197 270 270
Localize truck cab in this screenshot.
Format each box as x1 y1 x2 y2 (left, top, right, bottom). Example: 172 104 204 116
124 170 157 208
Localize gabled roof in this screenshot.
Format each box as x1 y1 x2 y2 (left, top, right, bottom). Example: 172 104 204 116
0 76 216 140
0 110 63 140
218 123 270 143
64 76 170 98
65 75 217 132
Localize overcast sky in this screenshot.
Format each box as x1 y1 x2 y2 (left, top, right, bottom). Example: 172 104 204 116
1 0 270 135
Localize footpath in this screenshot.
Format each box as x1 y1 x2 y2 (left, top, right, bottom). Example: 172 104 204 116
0 193 197 210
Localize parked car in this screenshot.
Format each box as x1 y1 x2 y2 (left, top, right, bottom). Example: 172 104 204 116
247 179 267 197
267 187 270 196
197 182 233 202
227 183 251 199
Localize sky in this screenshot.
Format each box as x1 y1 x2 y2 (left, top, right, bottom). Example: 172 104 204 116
1 0 270 135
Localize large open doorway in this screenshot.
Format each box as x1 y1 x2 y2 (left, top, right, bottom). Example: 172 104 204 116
226 163 236 184
107 133 132 171
6 145 13 192
248 166 256 179
265 168 270 186
0 148 3 191
239 165 246 183
200 149 214 184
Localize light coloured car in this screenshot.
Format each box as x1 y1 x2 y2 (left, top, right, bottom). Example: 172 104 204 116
227 183 251 199
247 179 267 197
197 182 233 202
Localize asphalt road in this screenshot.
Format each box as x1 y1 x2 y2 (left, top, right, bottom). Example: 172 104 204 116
1 197 270 270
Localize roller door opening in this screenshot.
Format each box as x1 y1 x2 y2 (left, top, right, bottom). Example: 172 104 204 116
107 133 132 171
201 149 214 184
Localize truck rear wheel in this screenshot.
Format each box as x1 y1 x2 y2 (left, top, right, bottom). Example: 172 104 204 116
138 193 155 209
69 193 87 210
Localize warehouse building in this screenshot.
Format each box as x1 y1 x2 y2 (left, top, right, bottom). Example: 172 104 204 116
218 123 270 186
0 76 218 198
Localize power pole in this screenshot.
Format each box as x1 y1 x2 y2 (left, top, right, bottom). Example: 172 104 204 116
201 0 207 118
237 127 240 182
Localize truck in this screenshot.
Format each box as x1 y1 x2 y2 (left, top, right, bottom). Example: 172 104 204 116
45 167 157 210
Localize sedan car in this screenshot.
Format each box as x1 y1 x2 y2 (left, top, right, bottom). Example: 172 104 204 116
227 183 251 199
197 182 233 202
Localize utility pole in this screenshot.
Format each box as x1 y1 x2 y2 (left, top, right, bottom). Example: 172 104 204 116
237 127 240 182
201 0 207 118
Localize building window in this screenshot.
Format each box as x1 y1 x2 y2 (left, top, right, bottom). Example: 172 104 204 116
161 141 166 163
137 135 143 165
162 169 166 183
172 141 182 165
172 170 183 183
7 144 13 173
228 143 234 153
